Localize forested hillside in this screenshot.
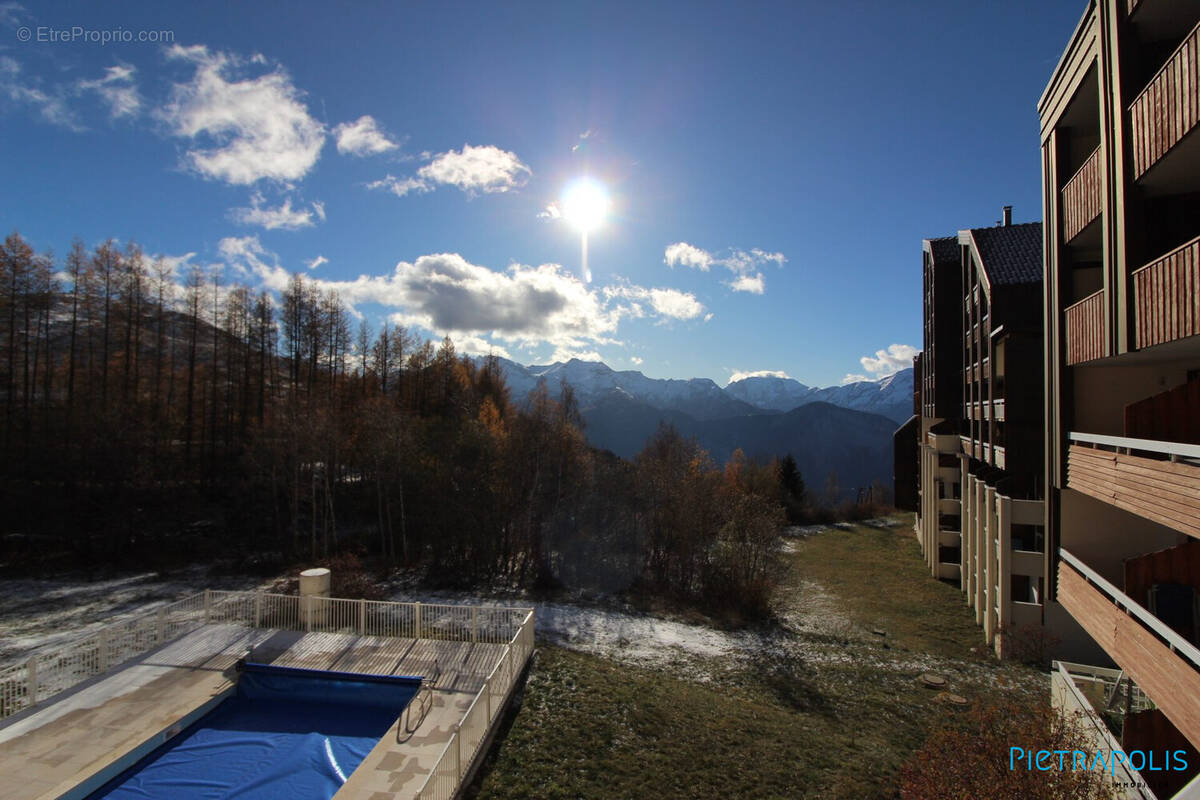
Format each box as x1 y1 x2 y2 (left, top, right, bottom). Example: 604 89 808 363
0 232 799 615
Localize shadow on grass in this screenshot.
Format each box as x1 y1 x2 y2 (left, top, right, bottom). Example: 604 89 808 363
749 647 834 716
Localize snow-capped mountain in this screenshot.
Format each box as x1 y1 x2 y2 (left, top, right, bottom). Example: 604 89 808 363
796 368 914 423
488 356 914 424
494 357 762 421
724 375 812 411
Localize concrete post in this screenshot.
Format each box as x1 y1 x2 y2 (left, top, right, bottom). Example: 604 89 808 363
254 591 263 628
299 568 331 630
471 606 479 643
98 629 109 672
483 676 491 720
203 589 212 624
157 607 166 642
414 602 422 639
26 657 37 704
358 599 366 635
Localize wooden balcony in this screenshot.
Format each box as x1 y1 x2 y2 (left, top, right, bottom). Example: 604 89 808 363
1129 19 1200 180
1064 289 1106 364
1132 234 1200 349
1057 549 1200 750
1067 433 1200 539
1060 146 1102 243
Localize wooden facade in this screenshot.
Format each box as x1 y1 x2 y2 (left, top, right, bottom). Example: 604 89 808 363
1057 561 1200 751
1066 443 1200 538
1129 20 1200 180
1064 289 1105 364
1060 146 1102 242
1132 234 1200 349
1125 377 1200 443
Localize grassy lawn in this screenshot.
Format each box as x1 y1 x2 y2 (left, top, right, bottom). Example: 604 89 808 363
470 517 1048 800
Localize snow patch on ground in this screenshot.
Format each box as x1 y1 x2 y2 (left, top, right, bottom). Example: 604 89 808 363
0 567 273 668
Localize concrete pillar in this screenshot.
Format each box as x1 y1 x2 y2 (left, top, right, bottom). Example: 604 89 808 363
996 495 1012 658
988 484 998 647
975 479 987 623
299 568 331 629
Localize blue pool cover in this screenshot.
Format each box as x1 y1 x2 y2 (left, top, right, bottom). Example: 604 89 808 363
87 663 421 800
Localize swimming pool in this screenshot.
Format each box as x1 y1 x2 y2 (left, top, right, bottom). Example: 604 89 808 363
85 663 421 800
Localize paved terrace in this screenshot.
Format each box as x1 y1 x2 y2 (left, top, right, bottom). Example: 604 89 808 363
0 593 534 800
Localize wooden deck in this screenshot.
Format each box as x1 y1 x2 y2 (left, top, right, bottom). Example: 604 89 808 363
0 624 509 800
1058 561 1200 751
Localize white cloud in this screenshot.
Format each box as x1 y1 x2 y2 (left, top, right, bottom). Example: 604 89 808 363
78 64 140 119
221 240 712 360
726 273 764 294
664 242 713 271
664 242 785 293
0 56 80 130
160 44 325 185
0 3 25 28
443 333 512 360
333 115 398 156
307 255 328 271
604 284 705 320
366 174 431 197
538 204 562 220
417 144 531 195
841 373 871 385
370 144 531 199
229 192 323 230
729 369 790 383
630 356 643 365
858 343 919 378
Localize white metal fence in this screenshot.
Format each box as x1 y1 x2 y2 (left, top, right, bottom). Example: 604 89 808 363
415 608 536 800
0 590 534 722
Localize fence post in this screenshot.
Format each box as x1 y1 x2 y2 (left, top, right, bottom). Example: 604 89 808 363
26 657 38 706
472 606 478 643
305 595 312 633
414 602 422 639
156 607 166 643
203 590 212 624
454 723 462 777
254 591 263 628
358 599 366 636
483 676 490 721
98 630 109 672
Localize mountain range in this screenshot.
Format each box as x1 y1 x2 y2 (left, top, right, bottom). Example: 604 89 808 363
488 357 913 495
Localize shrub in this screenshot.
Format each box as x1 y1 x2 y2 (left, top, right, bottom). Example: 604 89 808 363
899 701 1116 800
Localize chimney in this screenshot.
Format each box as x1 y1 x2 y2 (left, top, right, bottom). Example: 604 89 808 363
1002 205 1012 227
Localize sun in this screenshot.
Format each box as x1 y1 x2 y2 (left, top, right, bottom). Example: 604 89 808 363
561 177 610 233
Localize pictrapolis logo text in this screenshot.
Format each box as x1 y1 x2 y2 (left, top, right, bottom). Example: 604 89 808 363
1009 747 1189 774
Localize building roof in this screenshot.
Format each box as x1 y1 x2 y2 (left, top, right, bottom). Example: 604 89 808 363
969 222 1043 286
927 235 959 265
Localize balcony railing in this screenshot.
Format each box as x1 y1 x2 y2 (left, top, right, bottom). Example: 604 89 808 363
1057 548 1200 750
1129 19 1200 179
1061 146 1102 242
1067 432 1200 538
1132 233 1200 349
1064 289 1105 364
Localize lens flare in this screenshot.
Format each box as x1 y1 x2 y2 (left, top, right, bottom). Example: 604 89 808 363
561 177 610 234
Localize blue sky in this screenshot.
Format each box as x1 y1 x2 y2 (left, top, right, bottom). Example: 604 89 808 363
0 1 1084 387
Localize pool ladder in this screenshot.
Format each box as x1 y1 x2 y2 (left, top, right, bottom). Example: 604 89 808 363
397 660 440 742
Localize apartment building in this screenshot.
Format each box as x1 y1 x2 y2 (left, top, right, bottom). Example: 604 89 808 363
906 214 1047 659
1040 0 1200 793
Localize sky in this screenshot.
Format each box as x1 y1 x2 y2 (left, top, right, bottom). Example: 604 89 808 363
0 1 1086 388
